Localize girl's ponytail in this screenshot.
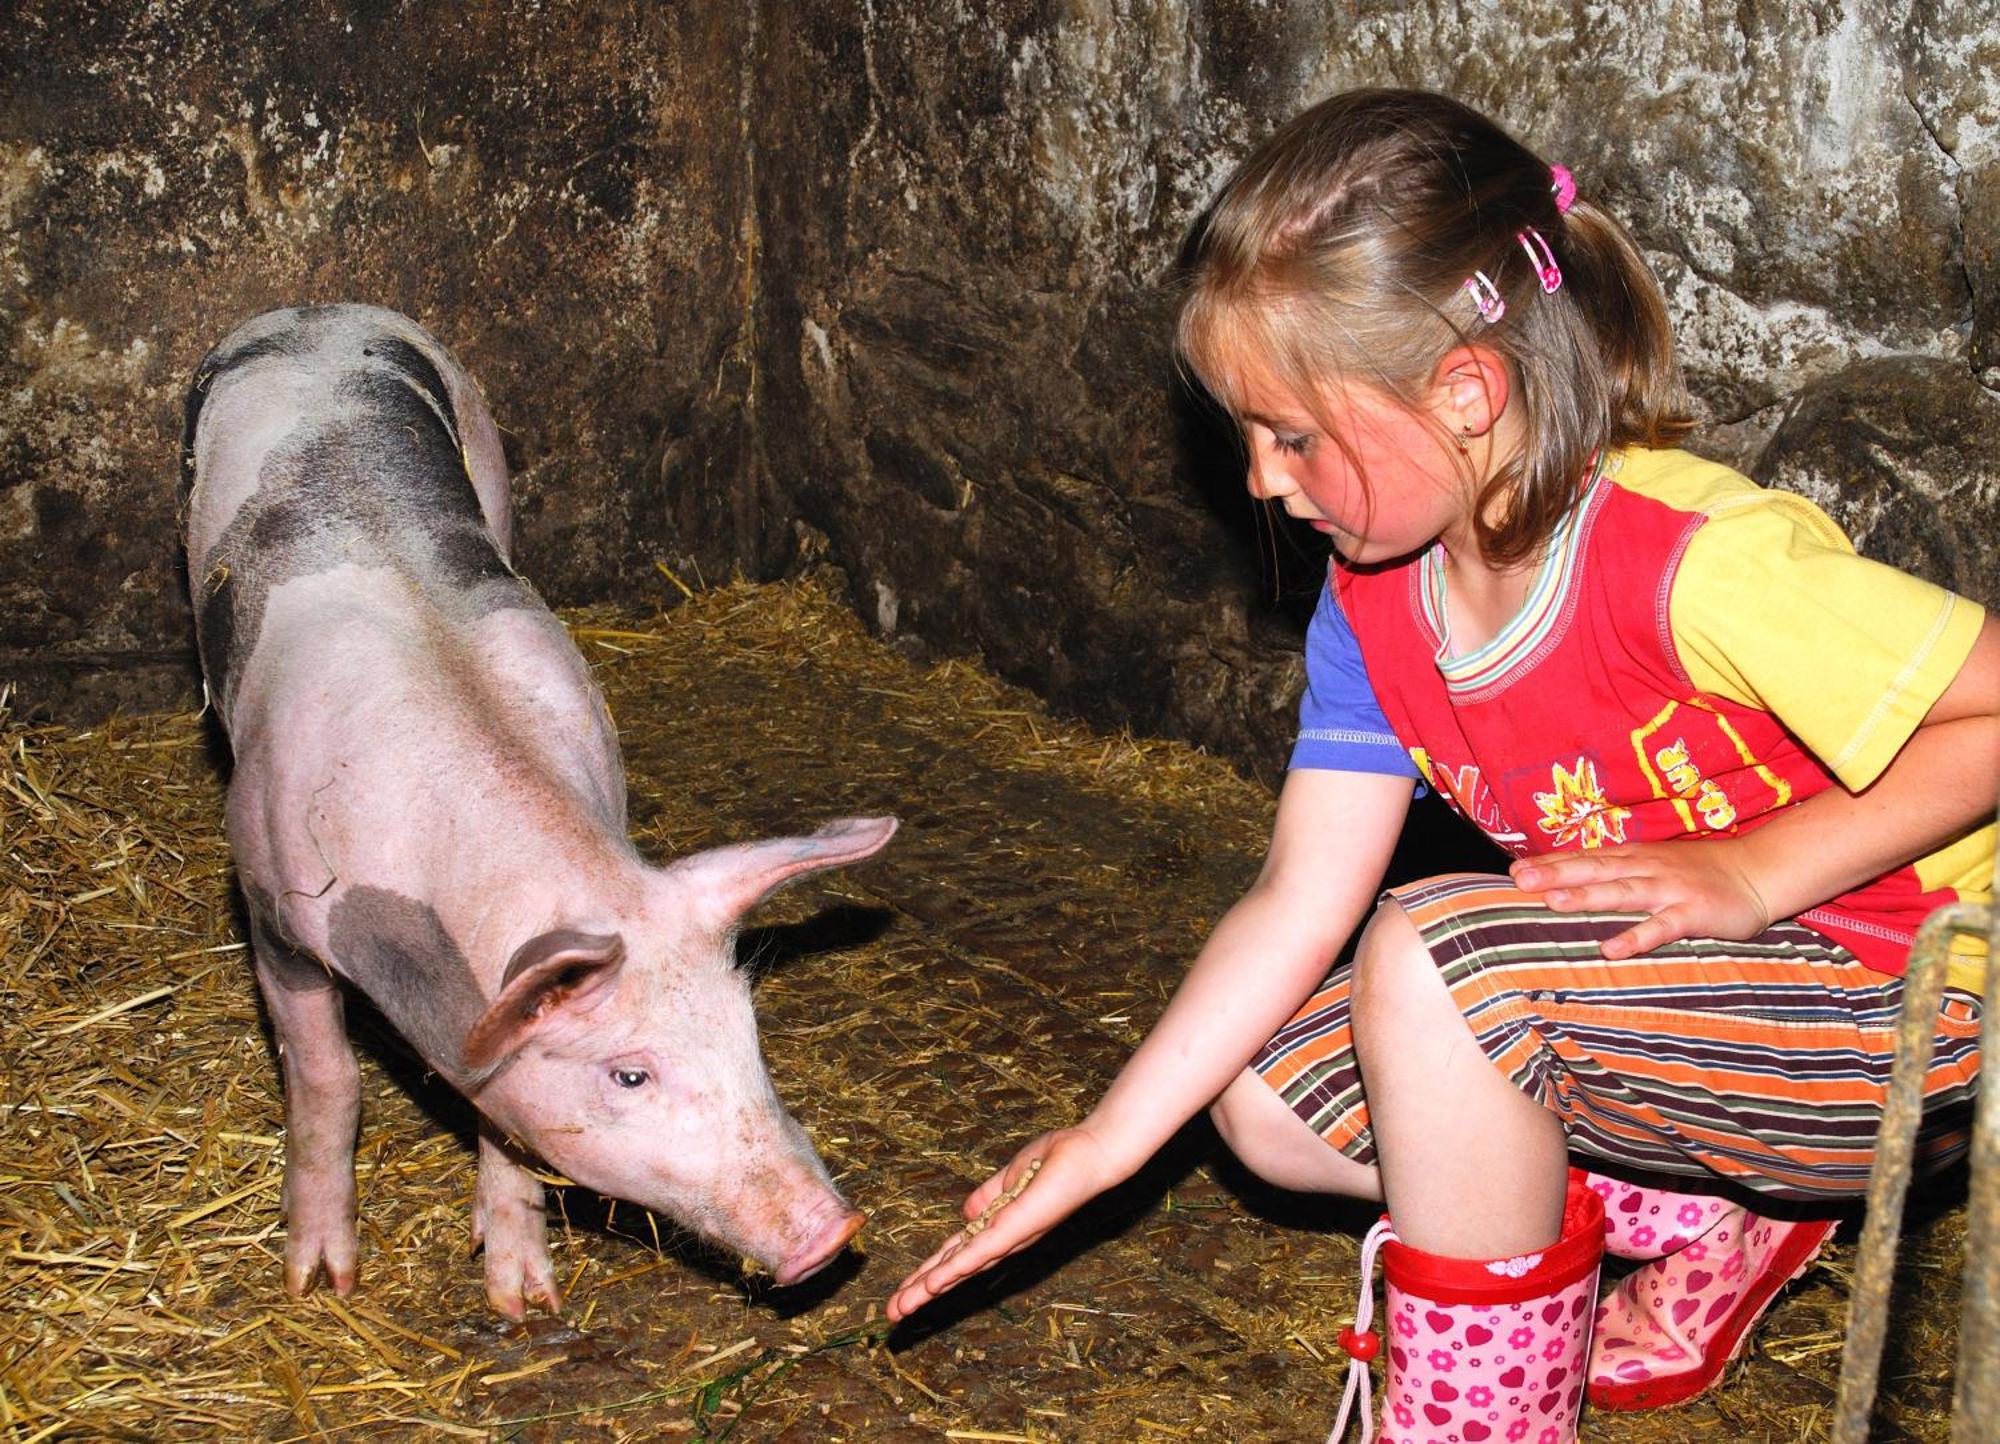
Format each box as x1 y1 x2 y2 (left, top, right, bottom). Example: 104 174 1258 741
1474 194 1695 565
1556 199 1693 454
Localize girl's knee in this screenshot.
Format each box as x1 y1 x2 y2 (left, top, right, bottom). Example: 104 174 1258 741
1209 1069 1266 1150
1350 896 1431 1020
1210 1069 1382 1198
1210 1070 1302 1172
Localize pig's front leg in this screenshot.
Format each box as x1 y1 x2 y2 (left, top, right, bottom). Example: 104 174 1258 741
474 1122 562 1319
251 920 362 1297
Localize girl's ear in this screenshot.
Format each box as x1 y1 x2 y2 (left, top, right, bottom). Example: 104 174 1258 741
1430 345 1512 440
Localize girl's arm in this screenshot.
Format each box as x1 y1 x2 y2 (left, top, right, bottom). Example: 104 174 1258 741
1514 614 2000 957
886 766 1412 1320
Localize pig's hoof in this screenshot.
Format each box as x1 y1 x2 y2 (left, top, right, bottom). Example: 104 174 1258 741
482 1251 563 1320
280 1174 359 1297
473 1168 560 1319
282 1224 359 1298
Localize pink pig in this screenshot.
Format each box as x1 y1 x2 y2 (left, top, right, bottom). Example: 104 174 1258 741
181 303 892 1317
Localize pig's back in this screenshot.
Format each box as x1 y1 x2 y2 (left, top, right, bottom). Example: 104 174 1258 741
183 304 535 723
185 307 630 949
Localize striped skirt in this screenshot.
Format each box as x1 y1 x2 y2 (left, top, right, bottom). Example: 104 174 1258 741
1249 873 1984 1201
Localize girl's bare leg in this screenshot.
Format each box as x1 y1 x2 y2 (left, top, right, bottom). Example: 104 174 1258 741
1209 1068 1383 1199
1350 899 1568 1257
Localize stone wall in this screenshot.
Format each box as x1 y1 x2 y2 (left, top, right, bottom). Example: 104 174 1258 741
753 0 1999 780
5 0 1994 780
2 1 759 716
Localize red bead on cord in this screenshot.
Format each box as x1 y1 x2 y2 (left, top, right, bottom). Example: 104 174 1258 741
1337 1326 1380 1362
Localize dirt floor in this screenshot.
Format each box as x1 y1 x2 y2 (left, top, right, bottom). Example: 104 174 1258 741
0 578 1973 1442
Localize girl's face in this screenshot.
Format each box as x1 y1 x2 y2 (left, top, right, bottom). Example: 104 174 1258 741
1233 364 1470 564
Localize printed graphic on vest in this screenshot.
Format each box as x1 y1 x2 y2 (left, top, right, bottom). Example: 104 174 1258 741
1629 699 1793 835
1409 749 1528 850
1533 756 1632 849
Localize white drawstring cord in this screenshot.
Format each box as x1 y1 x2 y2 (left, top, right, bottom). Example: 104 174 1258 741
1326 1217 1395 1444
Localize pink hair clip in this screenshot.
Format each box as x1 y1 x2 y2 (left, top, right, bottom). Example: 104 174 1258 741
1550 164 1576 214
1463 270 1506 324
1518 227 1562 293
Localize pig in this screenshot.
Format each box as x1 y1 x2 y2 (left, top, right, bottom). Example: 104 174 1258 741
180 303 893 1318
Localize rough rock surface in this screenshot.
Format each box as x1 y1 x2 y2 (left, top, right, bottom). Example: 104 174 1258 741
4 0 1994 780
1755 358 2000 609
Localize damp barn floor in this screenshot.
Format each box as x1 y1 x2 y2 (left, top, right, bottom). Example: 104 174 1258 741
0 578 1971 1442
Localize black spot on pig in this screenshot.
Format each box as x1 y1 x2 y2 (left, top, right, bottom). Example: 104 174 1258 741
219 329 313 372
358 335 457 438
186 311 537 711
325 366 458 457
243 882 335 994
183 305 449 501
327 885 486 1082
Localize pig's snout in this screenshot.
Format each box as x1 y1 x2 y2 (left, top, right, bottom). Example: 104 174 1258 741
773 1203 866 1286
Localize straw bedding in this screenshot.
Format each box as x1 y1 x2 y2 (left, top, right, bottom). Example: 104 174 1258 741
0 577 1969 1441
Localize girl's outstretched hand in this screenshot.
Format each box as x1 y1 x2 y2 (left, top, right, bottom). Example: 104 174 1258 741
886 1127 1121 1322
1509 839 1771 960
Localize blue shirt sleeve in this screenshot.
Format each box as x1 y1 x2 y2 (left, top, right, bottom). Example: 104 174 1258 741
1289 577 1422 781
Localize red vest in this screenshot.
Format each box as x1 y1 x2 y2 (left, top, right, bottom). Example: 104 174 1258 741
1335 475 1949 974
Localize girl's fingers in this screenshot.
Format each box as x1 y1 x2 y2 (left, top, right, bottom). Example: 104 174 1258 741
888 1249 967 1320
925 1219 1026 1292
960 1139 1058 1219
888 1246 958 1318
891 1164 1018 1308
890 1151 1076 1321
959 1169 1013 1221
887 1206 1044 1320
1513 850 1622 887
1601 903 1699 959
1539 873 1655 915
1514 844 1764 957
1603 918 1663 959
901 1232 968 1287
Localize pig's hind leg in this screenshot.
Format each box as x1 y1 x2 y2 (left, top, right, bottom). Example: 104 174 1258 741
474 1123 563 1319
251 918 362 1297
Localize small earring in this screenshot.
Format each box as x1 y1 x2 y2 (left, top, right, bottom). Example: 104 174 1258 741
1454 425 1472 454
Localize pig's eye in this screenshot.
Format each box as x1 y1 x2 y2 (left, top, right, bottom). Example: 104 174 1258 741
611 1067 650 1089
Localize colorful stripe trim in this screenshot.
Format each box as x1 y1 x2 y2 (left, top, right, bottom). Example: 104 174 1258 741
1420 457 1606 695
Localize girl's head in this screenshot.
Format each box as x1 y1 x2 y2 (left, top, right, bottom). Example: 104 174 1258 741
1178 88 1691 566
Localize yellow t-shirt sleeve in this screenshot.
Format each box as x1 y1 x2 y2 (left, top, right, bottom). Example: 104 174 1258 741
1666 488 1986 792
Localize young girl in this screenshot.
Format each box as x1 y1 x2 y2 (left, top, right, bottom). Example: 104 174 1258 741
886 88 1996 1441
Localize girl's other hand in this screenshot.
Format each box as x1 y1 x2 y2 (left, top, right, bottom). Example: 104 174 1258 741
1509 839 1771 960
885 1127 1120 1322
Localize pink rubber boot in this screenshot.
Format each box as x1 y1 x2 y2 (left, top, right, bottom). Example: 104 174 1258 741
1327 1176 1604 1444
1577 1169 1836 1410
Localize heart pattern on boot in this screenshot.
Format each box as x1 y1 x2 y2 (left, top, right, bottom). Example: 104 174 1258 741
1584 1171 1726 1263
1380 1287 1589 1444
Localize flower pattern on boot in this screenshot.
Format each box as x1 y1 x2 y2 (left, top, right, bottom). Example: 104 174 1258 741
1582 1171 1727 1263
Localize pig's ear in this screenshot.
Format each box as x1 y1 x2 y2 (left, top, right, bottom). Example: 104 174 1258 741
462 930 625 1075
674 816 897 930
